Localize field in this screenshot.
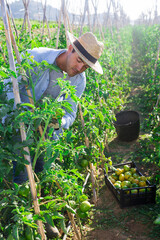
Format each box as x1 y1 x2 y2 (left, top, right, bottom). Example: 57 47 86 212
0 16 160 240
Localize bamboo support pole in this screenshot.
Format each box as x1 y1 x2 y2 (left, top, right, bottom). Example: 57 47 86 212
6 12 45 140
98 97 109 161
41 0 45 37
67 212 81 240
56 4 62 48
6 1 19 39
1 1 46 239
104 128 109 153
80 0 91 35
155 94 160 108
45 16 51 40
61 0 69 47
78 104 97 204
65 6 73 34
57 0 72 50
41 0 51 40
62 172 90 240
55 181 81 240
22 0 31 37
91 0 104 39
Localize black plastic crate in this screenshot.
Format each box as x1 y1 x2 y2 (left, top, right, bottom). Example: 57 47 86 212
104 161 156 208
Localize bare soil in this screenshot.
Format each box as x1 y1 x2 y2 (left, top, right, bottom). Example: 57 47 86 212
82 79 159 239
83 138 159 240
81 77 160 240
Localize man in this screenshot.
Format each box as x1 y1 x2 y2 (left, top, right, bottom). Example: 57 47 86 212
18 31 104 137
4 31 104 183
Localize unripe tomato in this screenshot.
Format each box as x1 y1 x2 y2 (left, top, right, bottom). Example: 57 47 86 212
25 226 34 240
18 184 30 198
80 159 88 168
79 200 91 213
79 194 88 202
77 208 88 219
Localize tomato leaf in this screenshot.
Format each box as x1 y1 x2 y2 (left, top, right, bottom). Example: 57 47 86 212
44 213 54 227
60 219 67 234
65 204 76 214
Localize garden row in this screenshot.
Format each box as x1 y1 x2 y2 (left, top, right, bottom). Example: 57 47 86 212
0 19 160 238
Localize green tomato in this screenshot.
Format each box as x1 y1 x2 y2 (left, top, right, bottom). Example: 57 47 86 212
123 165 130 172
79 194 88 202
79 200 91 213
77 208 88 219
80 159 89 168
132 183 139 188
25 226 34 240
76 164 83 172
18 184 30 198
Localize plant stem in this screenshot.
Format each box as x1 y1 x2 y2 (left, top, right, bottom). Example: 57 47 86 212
32 116 50 170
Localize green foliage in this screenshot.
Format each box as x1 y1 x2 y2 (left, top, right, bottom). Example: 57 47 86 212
58 24 67 48
0 18 160 238
154 215 160 224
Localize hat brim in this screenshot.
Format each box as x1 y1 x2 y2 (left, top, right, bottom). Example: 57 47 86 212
67 31 103 74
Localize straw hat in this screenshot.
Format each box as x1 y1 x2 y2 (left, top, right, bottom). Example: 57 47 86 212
67 31 104 74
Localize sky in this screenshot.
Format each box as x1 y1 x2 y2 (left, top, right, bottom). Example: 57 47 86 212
46 0 159 20
118 0 158 20
47 0 160 21
7 0 160 21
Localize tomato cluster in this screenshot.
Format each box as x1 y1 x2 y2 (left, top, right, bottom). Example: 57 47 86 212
76 195 91 219
108 164 149 193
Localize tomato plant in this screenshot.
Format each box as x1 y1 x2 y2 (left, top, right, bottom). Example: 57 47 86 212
0 16 160 239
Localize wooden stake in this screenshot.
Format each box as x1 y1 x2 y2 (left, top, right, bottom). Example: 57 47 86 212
91 0 104 39
80 0 91 35
56 4 62 48
63 172 90 240
22 0 31 37
55 181 81 240
67 212 81 240
1 1 46 239
6 1 19 39
6 11 45 140
78 104 97 204
61 0 70 47
57 0 72 49
65 3 73 34
41 0 51 40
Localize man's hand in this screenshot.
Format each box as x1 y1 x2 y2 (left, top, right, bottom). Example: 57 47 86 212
49 118 59 130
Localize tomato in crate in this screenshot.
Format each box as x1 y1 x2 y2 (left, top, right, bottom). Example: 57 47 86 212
104 161 156 208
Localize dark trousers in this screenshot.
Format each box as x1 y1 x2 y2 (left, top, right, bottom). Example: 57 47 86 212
13 156 44 184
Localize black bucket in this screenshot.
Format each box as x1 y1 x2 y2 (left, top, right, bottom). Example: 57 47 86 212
113 110 140 142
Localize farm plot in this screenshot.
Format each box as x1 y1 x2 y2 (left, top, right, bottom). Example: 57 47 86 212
0 13 160 240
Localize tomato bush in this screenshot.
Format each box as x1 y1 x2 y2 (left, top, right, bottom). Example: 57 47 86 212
0 16 160 238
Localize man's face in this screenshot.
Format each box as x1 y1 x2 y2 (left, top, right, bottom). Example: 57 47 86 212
66 45 90 77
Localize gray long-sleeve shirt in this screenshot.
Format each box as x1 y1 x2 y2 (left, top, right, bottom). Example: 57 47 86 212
4 47 86 131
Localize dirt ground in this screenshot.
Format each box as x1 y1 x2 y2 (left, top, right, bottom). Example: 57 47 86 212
75 91 160 240
83 138 159 240
80 75 160 239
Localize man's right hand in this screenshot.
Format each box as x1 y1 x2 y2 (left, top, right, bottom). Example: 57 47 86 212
49 118 59 130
